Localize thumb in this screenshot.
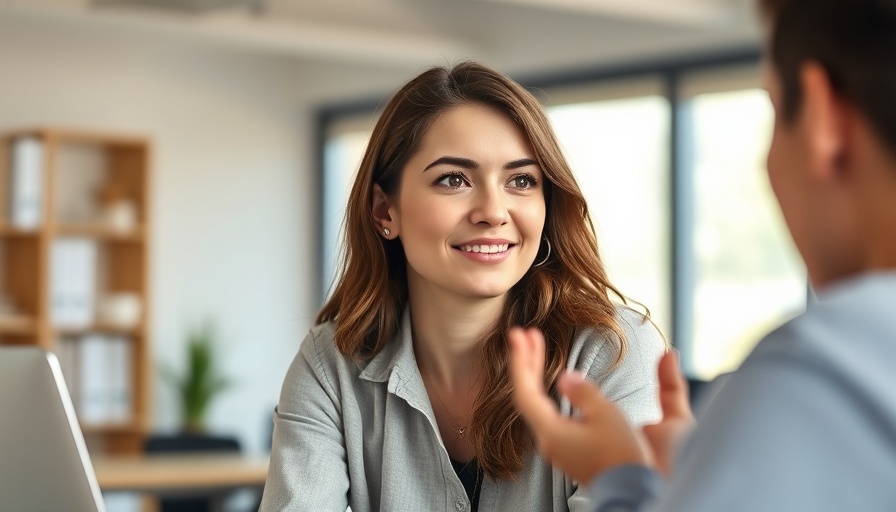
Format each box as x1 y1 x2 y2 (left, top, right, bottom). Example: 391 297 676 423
558 372 613 419
657 351 693 421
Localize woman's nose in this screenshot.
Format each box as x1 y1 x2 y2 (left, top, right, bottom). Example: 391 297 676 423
469 188 509 227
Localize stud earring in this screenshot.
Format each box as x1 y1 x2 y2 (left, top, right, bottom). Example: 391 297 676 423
382 228 391 237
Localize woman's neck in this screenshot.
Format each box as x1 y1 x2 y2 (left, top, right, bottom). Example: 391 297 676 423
408 279 505 392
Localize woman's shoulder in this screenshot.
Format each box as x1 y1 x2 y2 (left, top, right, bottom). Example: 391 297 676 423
296 320 358 377
573 302 665 345
613 303 666 345
570 302 667 375
301 320 337 354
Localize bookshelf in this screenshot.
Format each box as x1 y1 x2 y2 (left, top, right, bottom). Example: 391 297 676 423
0 128 151 454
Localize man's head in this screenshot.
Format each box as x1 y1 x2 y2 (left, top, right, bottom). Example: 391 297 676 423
760 0 896 151
760 0 896 287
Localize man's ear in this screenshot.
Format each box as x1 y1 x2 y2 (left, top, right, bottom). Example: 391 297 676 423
371 184 396 237
800 62 847 181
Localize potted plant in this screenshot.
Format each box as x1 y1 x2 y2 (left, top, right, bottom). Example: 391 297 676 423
162 320 232 433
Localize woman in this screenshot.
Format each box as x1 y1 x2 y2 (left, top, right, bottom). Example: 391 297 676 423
260 61 665 512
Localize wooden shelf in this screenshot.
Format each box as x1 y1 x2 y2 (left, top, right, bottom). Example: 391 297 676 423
54 223 145 242
0 314 38 335
1 127 152 455
4 127 148 148
0 223 41 238
54 323 143 337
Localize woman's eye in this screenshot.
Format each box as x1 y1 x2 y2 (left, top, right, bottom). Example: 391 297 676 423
509 175 537 189
436 173 469 189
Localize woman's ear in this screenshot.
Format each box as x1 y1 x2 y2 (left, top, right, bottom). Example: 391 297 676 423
371 184 397 238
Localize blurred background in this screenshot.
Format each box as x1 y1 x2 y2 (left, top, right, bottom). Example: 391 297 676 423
0 0 806 509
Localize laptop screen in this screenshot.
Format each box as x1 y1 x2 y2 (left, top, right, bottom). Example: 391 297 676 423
0 346 106 512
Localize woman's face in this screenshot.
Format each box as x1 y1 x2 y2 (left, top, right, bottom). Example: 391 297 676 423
385 103 546 301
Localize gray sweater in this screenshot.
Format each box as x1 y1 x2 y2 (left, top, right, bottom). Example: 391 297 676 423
589 271 896 511
261 305 665 512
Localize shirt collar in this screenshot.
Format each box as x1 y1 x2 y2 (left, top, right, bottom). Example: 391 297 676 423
357 308 432 414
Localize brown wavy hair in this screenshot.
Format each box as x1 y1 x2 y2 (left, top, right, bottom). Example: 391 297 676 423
317 61 628 480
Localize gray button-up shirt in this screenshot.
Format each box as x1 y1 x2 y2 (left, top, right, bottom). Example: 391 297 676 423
261 305 664 511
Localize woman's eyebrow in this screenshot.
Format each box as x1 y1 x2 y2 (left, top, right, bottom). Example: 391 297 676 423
504 158 538 170
423 156 538 172
423 156 477 171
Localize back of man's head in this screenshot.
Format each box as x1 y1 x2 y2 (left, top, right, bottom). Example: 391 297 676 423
760 0 896 159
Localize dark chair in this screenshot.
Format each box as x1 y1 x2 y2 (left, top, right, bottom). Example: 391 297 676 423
687 378 708 407
688 372 734 414
144 433 241 512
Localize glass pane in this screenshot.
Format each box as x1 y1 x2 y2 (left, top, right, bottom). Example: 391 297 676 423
690 89 806 379
322 129 370 299
548 96 671 335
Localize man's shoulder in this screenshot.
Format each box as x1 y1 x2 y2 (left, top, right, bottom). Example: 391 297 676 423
739 277 896 411
757 276 896 365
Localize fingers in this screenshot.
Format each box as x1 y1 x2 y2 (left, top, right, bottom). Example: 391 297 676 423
640 423 670 475
508 327 544 394
558 371 614 420
510 327 613 424
509 327 652 481
657 351 693 421
508 327 560 433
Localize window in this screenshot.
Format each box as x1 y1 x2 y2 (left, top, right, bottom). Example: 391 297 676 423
321 115 375 298
682 70 806 378
317 52 807 380
545 80 671 334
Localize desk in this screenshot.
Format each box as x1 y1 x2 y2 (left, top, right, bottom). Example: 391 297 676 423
94 453 268 511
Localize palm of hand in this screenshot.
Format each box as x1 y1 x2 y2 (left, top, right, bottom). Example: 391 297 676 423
509 327 694 484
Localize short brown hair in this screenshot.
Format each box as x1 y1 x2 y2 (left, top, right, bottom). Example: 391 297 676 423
318 61 627 479
760 0 896 155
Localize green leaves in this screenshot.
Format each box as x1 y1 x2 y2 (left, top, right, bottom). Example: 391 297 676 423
161 320 232 432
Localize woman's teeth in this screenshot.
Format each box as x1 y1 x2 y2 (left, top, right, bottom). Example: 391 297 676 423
459 244 509 254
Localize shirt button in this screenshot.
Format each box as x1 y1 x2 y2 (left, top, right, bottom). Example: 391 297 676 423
455 499 466 511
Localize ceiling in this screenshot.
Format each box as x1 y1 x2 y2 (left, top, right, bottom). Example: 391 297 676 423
2 0 759 67
0 0 761 103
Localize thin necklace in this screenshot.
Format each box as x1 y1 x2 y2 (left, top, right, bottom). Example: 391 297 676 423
422 370 469 437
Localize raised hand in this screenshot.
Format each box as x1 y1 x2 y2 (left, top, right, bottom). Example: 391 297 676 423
508 327 651 483
642 350 694 476
509 327 696 483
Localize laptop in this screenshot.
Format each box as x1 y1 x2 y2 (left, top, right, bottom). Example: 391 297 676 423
0 346 106 512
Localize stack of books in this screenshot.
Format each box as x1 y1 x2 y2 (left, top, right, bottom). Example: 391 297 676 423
50 238 98 329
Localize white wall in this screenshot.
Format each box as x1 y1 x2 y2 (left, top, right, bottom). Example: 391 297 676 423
0 18 322 454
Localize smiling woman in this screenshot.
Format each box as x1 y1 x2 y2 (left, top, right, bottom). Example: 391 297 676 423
260 61 667 512
372 103 547 302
